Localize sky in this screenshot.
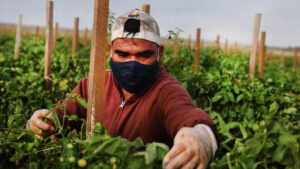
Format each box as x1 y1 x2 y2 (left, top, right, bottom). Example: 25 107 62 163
0 0 299 48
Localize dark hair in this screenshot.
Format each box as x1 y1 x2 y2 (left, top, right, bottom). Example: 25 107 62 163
124 19 140 38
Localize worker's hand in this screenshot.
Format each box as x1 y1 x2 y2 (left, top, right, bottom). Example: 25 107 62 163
163 124 217 169
26 109 55 139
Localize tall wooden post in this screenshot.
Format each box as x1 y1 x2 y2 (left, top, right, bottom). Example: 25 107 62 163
83 28 88 49
293 48 298 72
44 0 53 90
200 39 204 50
72 17 79 55
268 51 273 64
173 32 179 56
14 15 22 60
258 31 266 77
194 28 201 70
248 13 261 80
280 49 285 67
216 35 220 49
53 22 58 50
187 35 191 47
224 39 228 54
87 0 109 135
142 4 150 15
35 26 39 41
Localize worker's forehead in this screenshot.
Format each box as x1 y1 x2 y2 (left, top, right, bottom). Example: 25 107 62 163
112 38 157 48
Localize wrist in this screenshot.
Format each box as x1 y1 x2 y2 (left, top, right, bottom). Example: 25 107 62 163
194 124 218 157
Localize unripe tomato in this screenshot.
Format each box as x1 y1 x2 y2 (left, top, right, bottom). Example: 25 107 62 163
67 143 73 149
68 156 75 163
77 159 87 168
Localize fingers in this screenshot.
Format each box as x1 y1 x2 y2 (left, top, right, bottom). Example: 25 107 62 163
37 109 54 121
164 141 186 165
181 156 199 169
32 119 54 131
196 163 205 169
165 147 194 169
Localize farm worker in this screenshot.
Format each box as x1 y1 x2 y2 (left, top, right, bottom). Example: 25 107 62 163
27 9 219 169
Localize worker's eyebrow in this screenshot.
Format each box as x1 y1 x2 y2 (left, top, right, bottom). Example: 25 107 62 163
114 50 129 55
136 50 155 56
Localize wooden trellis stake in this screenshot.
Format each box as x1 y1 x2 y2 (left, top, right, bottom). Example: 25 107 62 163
35 26 39 41
194 28 201 70
142 4 150 15
293 48 298 72
187 35 191 47
280 49 285 67
268 51 273 64
248 13 261 80
200 39 204 50
44 0 53 90
87 0 109 135
224 39 228 54
53 22 58 50
72 17 79 55
216 35 220 49
258 31 266 77
14 15 22 60
83 28 88 48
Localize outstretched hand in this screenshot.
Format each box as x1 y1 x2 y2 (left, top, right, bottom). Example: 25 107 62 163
26 109 55 138
163 124 217 169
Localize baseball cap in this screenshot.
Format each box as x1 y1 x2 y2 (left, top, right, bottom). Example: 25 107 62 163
111 9 160 45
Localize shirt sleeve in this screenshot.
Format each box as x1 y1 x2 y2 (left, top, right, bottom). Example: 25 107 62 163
158 81 220 144
52 77 89 131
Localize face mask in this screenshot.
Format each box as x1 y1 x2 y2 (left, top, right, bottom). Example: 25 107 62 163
109 53 160 93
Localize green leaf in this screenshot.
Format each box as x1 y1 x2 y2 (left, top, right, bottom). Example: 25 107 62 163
211 95 223 103
236 94 244 103
76 96 88 109
233 84 240 94
273 146 287 162
52 112 62 131
239 124 248 139
245 108 254 120
269 102 279 114
227 92 235 102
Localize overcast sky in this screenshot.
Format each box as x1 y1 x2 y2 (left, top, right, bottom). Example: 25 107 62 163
0 0 299 48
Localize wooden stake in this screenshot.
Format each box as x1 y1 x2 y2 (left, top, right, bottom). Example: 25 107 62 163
233 42 238 53
53 22 58 50
194 28 201 70
87 0 109 135
187 34 191 47
258 31 266 77
44 0 53 90
200 39 204 50
64 30 68 48
83 28 88 49
72 17 79 55
216 35 220 49
268 51 273 64
14 15 22 60
248 13 261 80
142 4 150 15
173 32 179 56
280 49 285 67
35 26 39 41
224 39 228 54
293 48 298 72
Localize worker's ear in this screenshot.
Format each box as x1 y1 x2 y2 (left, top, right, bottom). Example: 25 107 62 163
158 45 164 64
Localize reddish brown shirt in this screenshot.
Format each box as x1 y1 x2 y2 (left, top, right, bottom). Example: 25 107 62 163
54 66 219 147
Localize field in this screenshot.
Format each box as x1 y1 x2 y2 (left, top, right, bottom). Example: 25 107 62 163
0 28 299 169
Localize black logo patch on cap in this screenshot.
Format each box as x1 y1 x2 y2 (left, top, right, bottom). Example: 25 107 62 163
124 19 140 34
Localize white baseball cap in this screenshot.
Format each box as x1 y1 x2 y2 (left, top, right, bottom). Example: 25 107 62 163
111 9 160 45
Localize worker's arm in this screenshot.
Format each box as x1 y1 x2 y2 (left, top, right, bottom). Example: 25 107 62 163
163 124 218 169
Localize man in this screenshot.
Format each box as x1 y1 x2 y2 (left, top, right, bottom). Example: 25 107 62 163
27 9 218 169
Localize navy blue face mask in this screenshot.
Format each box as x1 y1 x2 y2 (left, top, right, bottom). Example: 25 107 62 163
110 57 160 93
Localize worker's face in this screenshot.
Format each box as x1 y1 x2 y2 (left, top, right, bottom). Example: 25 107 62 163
108 38 163 64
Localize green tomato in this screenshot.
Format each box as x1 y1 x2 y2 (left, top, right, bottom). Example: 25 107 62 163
110 157 117 165
68 156 75 163
67 143 73 149
77 159 87 168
